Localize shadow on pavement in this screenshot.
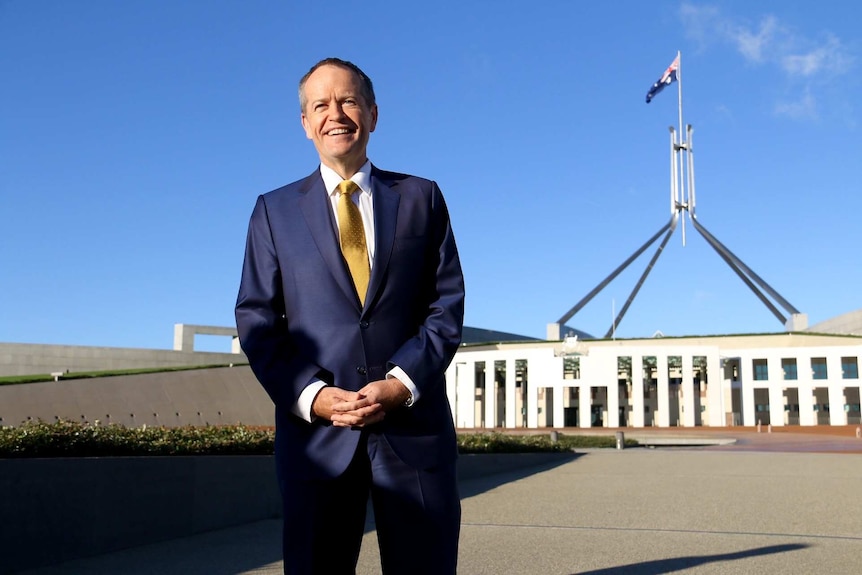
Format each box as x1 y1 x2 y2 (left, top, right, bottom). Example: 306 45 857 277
458 453 583 500
363 453 582 533
572 543 809 575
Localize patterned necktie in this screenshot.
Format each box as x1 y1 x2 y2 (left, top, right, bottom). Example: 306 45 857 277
337 180 370 305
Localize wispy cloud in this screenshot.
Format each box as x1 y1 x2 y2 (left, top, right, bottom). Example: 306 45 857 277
774 89 817 120
781 35 852 78
679 3 854 121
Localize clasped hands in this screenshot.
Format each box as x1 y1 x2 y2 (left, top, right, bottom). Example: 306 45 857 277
311 378 411 427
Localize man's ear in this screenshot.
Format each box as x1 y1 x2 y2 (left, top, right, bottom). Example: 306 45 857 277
369 104 378 133
301 113 313 140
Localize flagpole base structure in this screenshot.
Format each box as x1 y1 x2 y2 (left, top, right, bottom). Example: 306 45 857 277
554 127 805 338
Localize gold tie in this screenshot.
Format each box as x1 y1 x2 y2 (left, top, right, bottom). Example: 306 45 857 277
337 180 370 304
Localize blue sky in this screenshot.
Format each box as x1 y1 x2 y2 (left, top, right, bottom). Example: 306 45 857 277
1 0 860 351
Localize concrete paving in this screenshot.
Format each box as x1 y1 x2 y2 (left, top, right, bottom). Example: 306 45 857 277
14 431 862 575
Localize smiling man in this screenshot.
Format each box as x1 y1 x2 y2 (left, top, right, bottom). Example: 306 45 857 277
235 58 465 575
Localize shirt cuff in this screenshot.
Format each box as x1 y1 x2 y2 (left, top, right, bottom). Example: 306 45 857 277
292 379 328 422
387 365 419 406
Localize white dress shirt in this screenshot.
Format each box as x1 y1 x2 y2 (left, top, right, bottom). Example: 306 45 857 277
291 161 418 422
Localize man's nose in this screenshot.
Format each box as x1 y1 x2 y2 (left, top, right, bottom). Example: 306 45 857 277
330 102 346 118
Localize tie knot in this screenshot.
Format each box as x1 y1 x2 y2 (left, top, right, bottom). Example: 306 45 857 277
338 180 359 197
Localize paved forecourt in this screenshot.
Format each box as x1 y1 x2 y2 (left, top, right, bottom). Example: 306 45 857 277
13 431 862 575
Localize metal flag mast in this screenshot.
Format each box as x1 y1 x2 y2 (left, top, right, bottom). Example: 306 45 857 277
548 52 806 341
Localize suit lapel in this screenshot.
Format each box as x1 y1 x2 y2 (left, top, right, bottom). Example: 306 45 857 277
366 167 400 313
298 173 359 306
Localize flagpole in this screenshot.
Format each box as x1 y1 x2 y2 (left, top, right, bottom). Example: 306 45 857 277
677 50 683 143
675 51 686 246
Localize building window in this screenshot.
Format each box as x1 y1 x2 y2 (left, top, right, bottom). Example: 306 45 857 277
781 358 797 380
668 356 682 385
753 359 768 381
618 356 632 386
811 357 828 380
563 356 580 379
643 356 657 385
841 357 859 379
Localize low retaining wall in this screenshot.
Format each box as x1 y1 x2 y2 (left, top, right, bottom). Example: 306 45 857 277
0 456 278 575
0 452 573 574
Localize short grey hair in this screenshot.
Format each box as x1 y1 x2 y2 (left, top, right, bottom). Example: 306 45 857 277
298 57 376 112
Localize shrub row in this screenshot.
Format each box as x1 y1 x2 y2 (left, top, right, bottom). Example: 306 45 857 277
0 420 635 458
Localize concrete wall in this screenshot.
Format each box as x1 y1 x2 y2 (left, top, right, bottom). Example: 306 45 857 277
0 366 273 428
0 452 573 574
0 456 281 575
0 342 246 377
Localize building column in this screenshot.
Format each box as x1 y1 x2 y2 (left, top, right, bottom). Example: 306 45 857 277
553 386 565 429
455 362 475 428
484 362 496 430
527 366 540 429
579 385 591 428
505 359 517 429
682 355 696 427
797 385 816 426
445 363 458 422
740 359 756 426
768 382 784 428
656 355 670 427
173 324 194 352
606 382 619 428
829 385 848 426
706 356 724 427
631 356 645 428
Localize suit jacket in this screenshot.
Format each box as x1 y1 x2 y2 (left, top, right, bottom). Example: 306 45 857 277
235 166 465 479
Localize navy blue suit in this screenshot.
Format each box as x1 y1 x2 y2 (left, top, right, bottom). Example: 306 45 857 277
236 165 464 574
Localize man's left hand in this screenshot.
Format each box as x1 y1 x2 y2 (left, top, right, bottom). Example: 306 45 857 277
330 378 411 427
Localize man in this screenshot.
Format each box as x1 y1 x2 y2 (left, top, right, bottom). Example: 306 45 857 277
235 58 465 575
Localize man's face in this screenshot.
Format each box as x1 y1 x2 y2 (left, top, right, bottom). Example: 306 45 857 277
301 64 378 176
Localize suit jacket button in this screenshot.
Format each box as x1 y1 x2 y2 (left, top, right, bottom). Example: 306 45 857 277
359 321 370 329
356 366 367 375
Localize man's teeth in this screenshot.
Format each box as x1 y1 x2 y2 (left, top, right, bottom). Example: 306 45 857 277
328 129 350 135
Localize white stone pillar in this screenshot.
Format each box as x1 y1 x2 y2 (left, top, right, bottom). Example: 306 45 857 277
173 324 194 351
579 385 591 429
455 362 475 428
606 381 619 428
656 355 670 427
829 385 848 426
706 355 724 427
553 386 565 429
445 363 458 424
631 356 645 428
768 382 784 428
797 385 816 426
484 361 496 430
682 355 696 427
527 366 540 429
505 359 517 429
740 358 756 426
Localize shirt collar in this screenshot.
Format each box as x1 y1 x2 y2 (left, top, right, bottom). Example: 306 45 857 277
320 161 372 197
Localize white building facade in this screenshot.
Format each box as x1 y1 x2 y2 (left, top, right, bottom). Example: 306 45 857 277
445 333 862 429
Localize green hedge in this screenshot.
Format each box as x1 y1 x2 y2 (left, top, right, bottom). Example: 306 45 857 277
0 420 636 458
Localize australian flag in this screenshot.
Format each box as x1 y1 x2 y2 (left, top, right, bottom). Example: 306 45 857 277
645 54 679 103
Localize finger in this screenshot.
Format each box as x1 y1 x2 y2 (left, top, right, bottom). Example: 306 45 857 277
331 397 377 412
331 408 385 427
